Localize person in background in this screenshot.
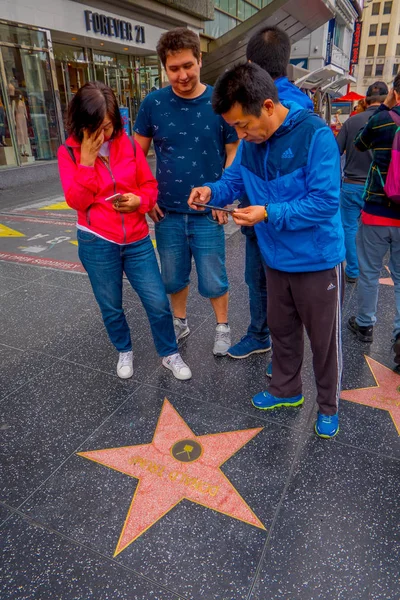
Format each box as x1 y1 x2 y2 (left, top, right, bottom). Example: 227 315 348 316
134 28 239 357
227 25 314 361
348 75 400 369
189 63 345 439
58 81 192 381
336 81 388 283
350 98 366 117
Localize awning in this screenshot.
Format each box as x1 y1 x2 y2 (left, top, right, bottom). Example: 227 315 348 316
294 64 345 90
333 91 365 101
201 0 334 85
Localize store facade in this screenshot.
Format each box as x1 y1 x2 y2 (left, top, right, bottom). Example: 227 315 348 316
0 0 203 169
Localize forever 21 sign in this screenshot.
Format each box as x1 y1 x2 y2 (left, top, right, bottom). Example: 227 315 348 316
84 10 145 44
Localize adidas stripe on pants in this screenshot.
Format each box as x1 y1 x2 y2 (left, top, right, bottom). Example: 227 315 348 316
266 264 344 416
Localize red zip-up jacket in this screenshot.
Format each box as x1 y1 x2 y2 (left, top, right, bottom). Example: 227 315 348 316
58 132 158 244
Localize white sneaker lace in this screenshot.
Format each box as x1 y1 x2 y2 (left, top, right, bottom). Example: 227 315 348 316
215 330 230 344
168 353 187 371
119 351 132 367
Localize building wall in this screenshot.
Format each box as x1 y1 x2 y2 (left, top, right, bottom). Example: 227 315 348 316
352 0 400 95
290 0 357 74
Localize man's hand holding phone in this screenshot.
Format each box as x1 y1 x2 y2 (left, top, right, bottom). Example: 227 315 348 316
187 186 212 210
232 205 265 227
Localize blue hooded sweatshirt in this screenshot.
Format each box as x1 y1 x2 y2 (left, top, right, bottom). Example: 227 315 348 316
206 102 345 273
275 76 314 111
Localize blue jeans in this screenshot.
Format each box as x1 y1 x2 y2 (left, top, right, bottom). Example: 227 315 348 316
245 231 270 342
340 182 364 278
154 212 228 298
356 222 400 338
77 231 177 356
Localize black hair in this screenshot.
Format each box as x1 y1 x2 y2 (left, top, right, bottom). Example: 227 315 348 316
394 73 400 95
66 81 123 141
246 26 290 79
212 63 279 116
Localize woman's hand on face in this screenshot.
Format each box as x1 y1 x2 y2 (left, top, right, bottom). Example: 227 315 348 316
113 193 141 213
80 128 104 167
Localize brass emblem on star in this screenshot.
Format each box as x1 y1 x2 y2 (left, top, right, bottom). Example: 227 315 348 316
171 439 203 462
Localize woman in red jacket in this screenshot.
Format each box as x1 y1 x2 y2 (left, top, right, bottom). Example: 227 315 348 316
58 82 191 381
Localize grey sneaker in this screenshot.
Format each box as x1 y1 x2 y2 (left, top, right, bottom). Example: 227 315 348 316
162 352 192 380
117 351 133 379
173 317 190 342
213 324 231 356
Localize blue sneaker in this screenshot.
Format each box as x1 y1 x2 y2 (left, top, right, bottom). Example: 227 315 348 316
227 335 271 359
314 412 339 439
252 390 304 410
266 361 272 378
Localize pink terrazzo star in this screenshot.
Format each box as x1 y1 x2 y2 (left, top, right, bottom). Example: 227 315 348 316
341 356 400 435
78 399 265 555
379 266 394 286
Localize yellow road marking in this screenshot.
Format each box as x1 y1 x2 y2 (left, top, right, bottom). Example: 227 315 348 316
0 224 25 237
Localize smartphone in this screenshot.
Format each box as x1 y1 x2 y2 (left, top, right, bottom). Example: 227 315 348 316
192 201 237 213
105 193 122 203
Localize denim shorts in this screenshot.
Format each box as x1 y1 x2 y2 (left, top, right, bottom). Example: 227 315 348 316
154 211 229 298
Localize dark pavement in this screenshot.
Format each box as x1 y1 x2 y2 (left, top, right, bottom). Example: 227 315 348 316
0 176 399 599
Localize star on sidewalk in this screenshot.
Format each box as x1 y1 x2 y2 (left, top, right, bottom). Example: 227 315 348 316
78 399 265 555
341 356 400 435
379 266 394 286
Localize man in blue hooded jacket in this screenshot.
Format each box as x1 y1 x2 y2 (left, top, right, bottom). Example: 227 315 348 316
189 63 345 439
227 25 314 360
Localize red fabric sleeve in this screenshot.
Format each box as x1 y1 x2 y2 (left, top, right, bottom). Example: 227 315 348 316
57 145 99 211
133 140 158 214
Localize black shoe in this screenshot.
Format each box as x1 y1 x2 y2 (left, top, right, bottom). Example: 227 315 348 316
345 273 358 284
392 333 400 365
347 316 373 342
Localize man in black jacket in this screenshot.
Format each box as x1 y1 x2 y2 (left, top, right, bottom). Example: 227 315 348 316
348 73 400 368
336 82 388 283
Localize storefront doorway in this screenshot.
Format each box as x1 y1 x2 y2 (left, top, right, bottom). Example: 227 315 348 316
53 43 90 132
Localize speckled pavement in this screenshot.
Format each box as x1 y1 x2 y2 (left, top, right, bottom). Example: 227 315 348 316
0 220 399 599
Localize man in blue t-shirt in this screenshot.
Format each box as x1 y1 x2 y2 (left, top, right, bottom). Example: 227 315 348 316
134 28 239 356
227 26 313 362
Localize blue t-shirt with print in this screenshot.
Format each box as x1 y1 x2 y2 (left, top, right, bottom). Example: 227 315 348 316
133 85 238 213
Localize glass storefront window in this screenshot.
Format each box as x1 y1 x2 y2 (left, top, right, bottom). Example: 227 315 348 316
1 44 59 161
54 43 86 63
0 23 47 48
139 56 159 100
0 84 17 167
92 51 118 65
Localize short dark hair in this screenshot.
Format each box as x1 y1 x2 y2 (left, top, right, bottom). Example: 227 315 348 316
156 27 201 67
246 26 290 79
394 73 400 95
212 63 279 117
67 81 123 142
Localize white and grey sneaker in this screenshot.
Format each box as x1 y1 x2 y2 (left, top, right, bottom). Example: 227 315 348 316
117 351 133 379
213 324 231 356
173 317 190 342
162 352 192 380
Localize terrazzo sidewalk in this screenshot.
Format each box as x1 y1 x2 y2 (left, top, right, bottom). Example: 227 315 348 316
0 226 399 600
